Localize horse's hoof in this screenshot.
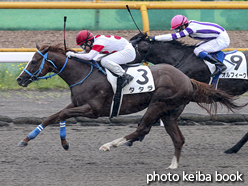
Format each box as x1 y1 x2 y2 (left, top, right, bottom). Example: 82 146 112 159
63 142 70 151
99 145 109 151
18 140 28 147
166 166 178 170
139 135 145 142
123 141 133 147
224 148 238 154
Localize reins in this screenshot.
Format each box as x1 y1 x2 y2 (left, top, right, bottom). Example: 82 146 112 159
69 58 106 88
74 58 106 75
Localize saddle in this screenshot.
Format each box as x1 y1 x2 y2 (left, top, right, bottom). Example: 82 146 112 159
210 51 226 62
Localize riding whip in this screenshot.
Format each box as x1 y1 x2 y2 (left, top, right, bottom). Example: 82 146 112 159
64 16 67 50
126 5 143 35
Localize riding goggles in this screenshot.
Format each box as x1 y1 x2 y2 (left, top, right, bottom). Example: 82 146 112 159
174 26 184 33
80 44 86 50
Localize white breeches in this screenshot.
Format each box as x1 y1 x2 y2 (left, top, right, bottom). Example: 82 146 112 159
100 43 136 76
194 31 230 56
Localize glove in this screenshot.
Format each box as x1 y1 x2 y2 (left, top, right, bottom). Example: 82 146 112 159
66 51 76 58
146 36 155 42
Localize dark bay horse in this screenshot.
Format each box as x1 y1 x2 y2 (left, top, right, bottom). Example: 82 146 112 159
130 32 248 96
130 32 248 154
16 44 243 169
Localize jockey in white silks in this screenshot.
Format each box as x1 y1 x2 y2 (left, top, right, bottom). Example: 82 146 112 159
148 15 230 77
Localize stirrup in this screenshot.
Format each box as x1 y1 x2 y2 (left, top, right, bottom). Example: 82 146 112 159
211 65 226 77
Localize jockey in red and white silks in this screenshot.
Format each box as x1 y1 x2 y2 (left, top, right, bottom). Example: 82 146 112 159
66 30 136 88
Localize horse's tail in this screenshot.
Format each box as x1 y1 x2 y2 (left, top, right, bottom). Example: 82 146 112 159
190 79 246 115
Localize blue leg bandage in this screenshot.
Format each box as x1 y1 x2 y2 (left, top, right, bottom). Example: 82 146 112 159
60 121 66 139
28 124 44 140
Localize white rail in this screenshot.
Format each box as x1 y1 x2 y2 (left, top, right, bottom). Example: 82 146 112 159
0 52 34 63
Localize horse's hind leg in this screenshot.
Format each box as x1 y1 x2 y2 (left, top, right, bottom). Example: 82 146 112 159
160 108 185 169
100 103 185 169
124 117 160 147
99 104 161 151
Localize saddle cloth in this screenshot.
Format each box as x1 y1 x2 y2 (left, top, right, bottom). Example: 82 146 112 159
204 51 248 80
106 65 155 95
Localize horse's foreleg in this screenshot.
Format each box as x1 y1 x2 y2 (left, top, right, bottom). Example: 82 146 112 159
58 103 96 120
59 121 69 150
18 103 74 148
17 113 61 147
58 103 102 150
17 124 45 147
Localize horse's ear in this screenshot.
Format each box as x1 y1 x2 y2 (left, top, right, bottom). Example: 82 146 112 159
143 31 148 38
36 43 40 50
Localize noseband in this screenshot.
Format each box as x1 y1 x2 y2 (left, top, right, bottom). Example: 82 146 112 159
24 50 68 81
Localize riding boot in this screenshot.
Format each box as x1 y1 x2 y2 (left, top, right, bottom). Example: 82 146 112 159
120 73 134 88
204 54 227 77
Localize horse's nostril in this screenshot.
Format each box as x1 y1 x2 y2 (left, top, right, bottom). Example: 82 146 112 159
16 77 24 85
16 77 21 82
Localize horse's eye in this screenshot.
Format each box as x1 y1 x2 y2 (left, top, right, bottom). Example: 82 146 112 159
31 60 36 64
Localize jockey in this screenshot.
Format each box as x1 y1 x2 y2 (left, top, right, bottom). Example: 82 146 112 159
148 15 230 77
66 30 136 88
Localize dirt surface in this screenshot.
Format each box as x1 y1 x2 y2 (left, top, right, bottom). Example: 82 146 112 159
1 30 248 185
0 30 248 48
1 122 248 186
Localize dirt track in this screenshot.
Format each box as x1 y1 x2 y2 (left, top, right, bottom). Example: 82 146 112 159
1 30 248 185
1 120 248 185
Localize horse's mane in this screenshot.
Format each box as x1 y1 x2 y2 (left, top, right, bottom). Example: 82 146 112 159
129 32 146 41
129 32 196 49
39 43 76 55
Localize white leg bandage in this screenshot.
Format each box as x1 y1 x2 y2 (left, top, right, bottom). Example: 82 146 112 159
167 156 178 169
99 137 128 151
